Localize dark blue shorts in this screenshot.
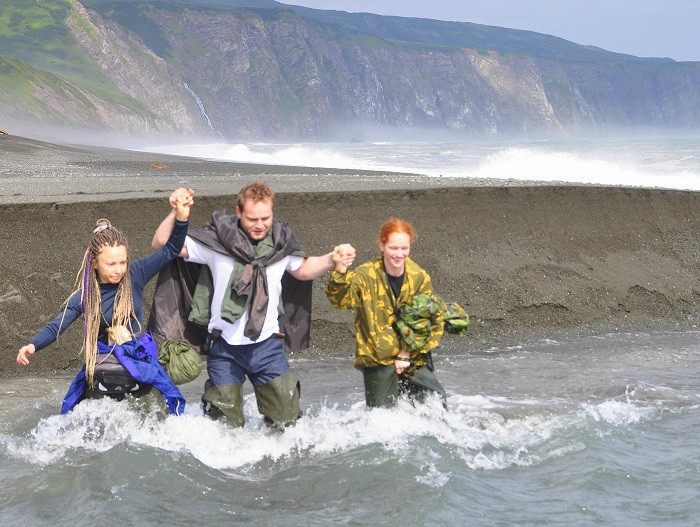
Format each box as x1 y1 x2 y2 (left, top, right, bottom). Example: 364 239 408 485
207 335 291 387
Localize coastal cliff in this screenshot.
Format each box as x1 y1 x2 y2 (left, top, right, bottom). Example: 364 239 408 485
0 0 699 139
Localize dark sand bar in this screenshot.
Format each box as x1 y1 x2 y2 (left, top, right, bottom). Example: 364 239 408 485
2 135 700 375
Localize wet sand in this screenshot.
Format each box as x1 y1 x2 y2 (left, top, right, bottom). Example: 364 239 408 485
2 135 700 375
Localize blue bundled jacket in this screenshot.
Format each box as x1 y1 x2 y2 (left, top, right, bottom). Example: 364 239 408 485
62 333 186 415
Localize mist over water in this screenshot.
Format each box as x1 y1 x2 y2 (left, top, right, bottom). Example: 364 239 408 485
2 331 698 526
138 136 700 190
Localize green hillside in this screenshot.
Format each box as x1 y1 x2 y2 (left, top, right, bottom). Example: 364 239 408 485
0 54 81 115
0 1 93 80
0 0 695 137
282 9 669 63
0 0 150 113
80 0 309 60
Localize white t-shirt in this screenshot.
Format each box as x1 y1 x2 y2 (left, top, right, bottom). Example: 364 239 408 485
184 236 304 345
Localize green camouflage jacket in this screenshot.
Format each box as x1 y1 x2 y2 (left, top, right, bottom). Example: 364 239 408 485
325 257 444 369
394 293 445 353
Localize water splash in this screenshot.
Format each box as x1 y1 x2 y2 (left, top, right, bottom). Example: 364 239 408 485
3 391 660 475
465 147 700 190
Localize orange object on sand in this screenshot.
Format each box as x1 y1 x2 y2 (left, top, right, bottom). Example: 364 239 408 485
150 163 167 169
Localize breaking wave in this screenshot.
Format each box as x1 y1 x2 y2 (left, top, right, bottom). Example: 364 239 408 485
137 138 700 190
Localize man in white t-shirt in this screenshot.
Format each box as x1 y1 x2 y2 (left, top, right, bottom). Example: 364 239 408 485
152 182 355 428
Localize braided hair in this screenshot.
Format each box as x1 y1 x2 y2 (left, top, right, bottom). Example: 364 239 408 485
60 219 140 387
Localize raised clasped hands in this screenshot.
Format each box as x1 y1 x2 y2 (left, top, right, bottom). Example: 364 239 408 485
170 187 195 221
333 243 356 273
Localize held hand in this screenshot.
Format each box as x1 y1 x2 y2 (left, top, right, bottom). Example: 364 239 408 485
172 187 195 221
168 187 183 209
333 243 356 273
394 350 410 374
17 344 36 366
169 187 195 209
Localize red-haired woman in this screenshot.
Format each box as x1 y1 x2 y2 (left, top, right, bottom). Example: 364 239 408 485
326 218 446 408
16 188 193 415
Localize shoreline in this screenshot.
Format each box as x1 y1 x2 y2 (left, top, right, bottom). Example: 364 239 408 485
0 134 479 205
2 135 700 375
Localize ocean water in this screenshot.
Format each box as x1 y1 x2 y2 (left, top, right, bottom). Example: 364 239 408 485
2 330 698 526
138 136 700 190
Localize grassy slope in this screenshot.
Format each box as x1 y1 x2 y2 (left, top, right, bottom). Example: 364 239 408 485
0 0 153 117
81 0 300 59
0 54 96 114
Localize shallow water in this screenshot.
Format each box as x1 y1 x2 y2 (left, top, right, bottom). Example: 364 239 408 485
1 330 698 526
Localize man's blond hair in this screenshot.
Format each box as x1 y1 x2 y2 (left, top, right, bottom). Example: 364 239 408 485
237 181 275 212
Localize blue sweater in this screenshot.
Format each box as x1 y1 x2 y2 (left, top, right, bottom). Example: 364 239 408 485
31 220 188 351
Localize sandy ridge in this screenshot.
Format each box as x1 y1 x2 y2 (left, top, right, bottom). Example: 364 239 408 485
2 135 700 375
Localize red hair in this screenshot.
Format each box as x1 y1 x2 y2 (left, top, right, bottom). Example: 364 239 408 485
378 218 417 246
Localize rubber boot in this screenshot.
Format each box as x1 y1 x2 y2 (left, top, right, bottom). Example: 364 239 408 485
254 372 301 429
362 364 399 408
403 366 447 408
201 381 245 427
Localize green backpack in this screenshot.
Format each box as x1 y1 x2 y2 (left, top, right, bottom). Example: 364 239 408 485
442 301 470 334
394 294 471 352
158 339 203 385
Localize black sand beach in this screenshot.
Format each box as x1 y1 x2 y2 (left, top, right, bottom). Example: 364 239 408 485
2 135 700 375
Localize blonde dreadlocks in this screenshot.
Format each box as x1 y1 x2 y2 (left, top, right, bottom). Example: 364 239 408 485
61 219 141 387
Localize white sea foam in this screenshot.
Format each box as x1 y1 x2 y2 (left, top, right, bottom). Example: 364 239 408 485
461 147 700 190
136 138 700 190
3 390 661 475
581 399 654 425
143 142 376 172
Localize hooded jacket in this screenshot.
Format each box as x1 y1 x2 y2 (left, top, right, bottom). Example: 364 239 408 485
62 333 186 415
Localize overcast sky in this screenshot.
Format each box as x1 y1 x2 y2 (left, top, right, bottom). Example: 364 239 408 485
285 0 699 62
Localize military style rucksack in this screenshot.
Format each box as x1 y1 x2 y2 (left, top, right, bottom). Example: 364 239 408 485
393 294 470 353
442 301 470 334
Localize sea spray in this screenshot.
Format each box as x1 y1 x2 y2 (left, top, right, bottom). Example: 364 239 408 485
4 387 662 474
136 137 700 190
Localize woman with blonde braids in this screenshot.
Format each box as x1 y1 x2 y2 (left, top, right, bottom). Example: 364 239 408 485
17 188 194 414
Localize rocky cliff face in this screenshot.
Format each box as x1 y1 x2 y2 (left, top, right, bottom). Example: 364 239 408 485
66 2 217 136
3 1 699 139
